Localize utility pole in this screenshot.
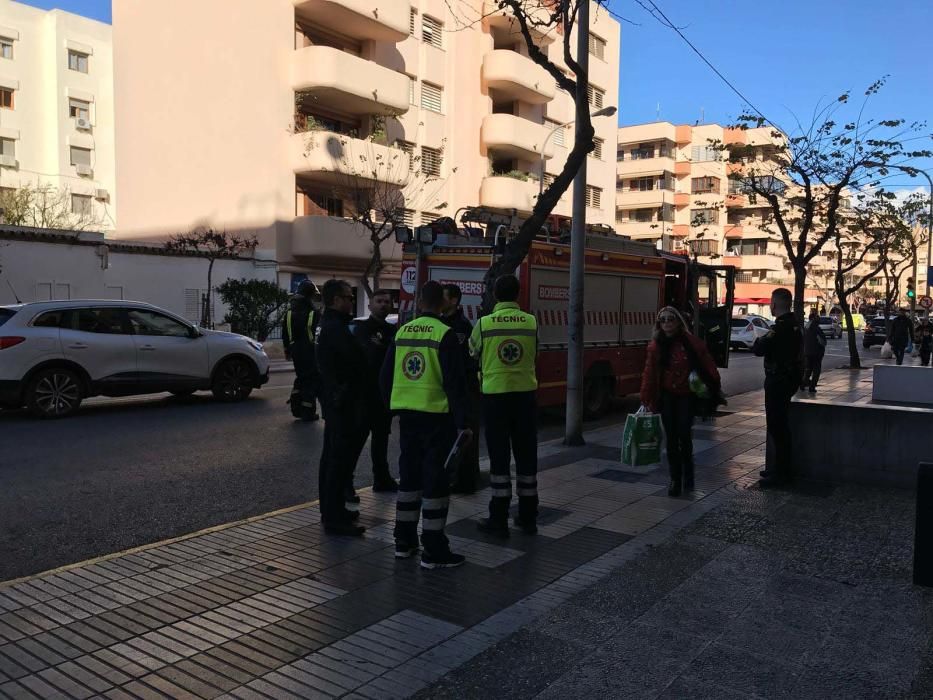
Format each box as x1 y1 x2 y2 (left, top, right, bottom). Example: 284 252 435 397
564 0 589 446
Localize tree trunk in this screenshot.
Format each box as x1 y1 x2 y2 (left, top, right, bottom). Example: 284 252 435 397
793 262 807 322
206 258 215 329
839 296 861 369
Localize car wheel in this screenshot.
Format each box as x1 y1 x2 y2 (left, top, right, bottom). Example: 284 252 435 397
583 377 612 419
26 367 83 418
212 358 255 402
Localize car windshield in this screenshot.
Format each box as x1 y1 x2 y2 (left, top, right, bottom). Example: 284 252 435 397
731 319 750 328
0 308 14 328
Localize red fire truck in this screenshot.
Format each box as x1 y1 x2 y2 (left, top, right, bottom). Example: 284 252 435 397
397 208 735 416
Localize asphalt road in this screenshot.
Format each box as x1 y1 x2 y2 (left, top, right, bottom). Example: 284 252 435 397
0 343 825 582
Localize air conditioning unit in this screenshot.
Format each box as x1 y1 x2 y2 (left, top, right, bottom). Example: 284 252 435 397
75 164 93 176
94 188 109 202
75 118 92 131
0 155 17 168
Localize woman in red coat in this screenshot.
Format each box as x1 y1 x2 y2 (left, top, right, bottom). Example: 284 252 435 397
640 307 721 496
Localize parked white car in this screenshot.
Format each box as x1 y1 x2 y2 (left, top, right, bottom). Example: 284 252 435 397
730 315 772 350
0 300 270 418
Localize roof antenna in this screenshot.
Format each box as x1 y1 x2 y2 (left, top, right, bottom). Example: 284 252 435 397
656 102 661 120
6 279 21 303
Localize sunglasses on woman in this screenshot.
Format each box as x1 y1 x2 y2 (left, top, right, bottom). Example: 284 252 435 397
658 315 678 323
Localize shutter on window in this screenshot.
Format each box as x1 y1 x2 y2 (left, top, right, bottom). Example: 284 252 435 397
421 82 442 113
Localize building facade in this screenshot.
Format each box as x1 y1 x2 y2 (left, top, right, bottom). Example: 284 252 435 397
112 0 620 304
0 1 115 228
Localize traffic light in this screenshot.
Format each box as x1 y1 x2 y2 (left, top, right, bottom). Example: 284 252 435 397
907 277 916 300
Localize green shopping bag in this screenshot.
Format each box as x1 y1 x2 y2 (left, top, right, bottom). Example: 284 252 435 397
621 407 663 467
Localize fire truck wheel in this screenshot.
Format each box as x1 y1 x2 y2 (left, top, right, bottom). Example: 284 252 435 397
583 376 613 419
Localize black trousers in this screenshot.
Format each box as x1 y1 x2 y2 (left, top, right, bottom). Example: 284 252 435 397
483 391 538 525
802 355 823 391
318 401 366 524
366 404 393 480
291 358 318 419
921 350 931 367
893 344 907 365
764 378 796 481
660 393 694 484
395 412 456 555
451 387 481 491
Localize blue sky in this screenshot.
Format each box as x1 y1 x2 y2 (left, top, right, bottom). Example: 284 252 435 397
21 0 932 190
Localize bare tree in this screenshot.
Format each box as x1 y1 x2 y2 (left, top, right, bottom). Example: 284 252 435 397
447 0 609 309
725 78 931 320
165 228 258 328
0 183 105 231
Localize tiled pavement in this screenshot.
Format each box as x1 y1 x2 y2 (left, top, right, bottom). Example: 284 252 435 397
0 372 874 699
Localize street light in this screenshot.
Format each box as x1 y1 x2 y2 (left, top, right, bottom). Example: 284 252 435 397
538 105 617 198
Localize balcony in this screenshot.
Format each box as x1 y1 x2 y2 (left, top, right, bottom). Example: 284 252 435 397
615 221 669 238
292 215 403 261
292 46 409 116
291 131 411 185
616 189 668 207
292 0 408 43
480 175 538 213
674 161 691 176
617 156 675 178
482 50 555 105
481 114 554 161
484 1 555 44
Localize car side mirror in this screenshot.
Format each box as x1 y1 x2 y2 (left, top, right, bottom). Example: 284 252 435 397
188 327 201 339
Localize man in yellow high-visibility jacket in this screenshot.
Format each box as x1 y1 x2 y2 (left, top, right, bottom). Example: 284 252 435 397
469 274 539 537
380 280 471 569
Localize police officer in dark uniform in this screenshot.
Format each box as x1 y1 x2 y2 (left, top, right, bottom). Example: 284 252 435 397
441 283 481 494
316 279 369 536
352 289 399 493
282 280 320 421
380 281 470 569
753 288 803 488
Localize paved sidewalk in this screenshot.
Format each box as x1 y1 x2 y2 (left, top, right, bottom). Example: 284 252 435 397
0 370 916 699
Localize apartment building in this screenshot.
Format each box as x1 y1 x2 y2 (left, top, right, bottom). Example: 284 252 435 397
112 0 620 301
0 0 115 228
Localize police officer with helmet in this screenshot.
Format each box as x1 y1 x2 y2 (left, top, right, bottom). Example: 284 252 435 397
470 274 539 537
380 280 470 569
282 279 320 421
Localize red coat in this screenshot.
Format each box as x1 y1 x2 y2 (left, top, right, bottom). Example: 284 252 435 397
640 332 721 411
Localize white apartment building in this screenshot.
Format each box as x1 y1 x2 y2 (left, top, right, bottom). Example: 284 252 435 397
0 0 115 228
112 0 620 299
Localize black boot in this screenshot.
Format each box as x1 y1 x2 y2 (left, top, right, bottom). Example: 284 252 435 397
683 460 695 492
668 460 683 497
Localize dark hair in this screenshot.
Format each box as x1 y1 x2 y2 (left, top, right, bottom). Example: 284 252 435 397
419 280 444 310
442 283 462 303
371 288 392 299
771 288 792 308
494 275 520 302
322 279 349 307
809 310 819 320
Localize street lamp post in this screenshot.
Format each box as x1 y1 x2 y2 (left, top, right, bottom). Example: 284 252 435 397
538 105 617 198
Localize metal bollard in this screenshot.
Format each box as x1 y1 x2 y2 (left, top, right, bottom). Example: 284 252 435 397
915 462 933 587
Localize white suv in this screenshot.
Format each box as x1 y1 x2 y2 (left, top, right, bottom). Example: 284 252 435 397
0 300 270 418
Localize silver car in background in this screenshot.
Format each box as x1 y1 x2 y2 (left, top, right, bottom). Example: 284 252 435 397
730 315 772 350
0 300 270 418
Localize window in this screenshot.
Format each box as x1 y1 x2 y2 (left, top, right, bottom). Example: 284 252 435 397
71 194 93 216
586 84 605 110
70 146 91 167
409 8 417 37
127 309 191 337
585 185 602 209
422 15 442 49
69 98 90 121
588 34 606 61
735 239 768 255
396 139 415 171
691 239 718 255
0 137 14 157
690 208 719 225
690 145 718 162
33 311 67 328
659 173 675 191
591 137 603 160
0 38 12 60
543 172 556 189
0 88 13 110
421 211 438 227
632 208 654 223
616 147 624 162
398 208 415 227
631 144 654 159
421 146 442 177
691 176 721 194
308 193 343 217
407 75 416 105
68 50 89 73
421 82 442 113
553 124 565 148
73 308 129 335
630 177 655 192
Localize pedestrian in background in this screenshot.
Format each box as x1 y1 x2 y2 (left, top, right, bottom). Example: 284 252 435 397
888 308 912 366
801 310 826 394
316 280 368 536
352 289 399 493
381 281 470 569
470 275 539 537
640 306 720 497
441 283 481 494
919 323 932 367
754 288 803 488
282 280 320 421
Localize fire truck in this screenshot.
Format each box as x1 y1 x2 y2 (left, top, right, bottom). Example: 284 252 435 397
397 208 735 416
